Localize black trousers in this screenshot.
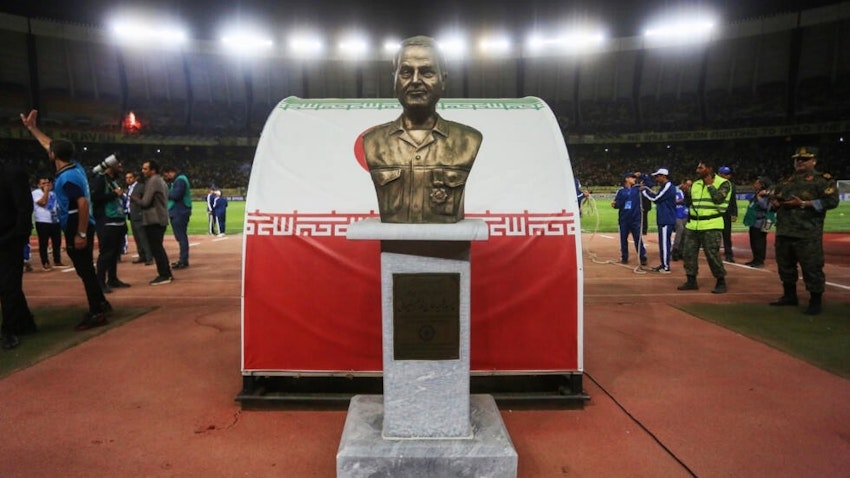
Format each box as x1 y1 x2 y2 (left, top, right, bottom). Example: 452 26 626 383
65 224 108 314
748 227 767 264
0 237 34 336
722 216 734 260
129 218 152 261
96 222 127 285
144 224 172 279
35 221 63 265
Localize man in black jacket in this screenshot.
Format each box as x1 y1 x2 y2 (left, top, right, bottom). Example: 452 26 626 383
0 162 37 349
718 166 738 262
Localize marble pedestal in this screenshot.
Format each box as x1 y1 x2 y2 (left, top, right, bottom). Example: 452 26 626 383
340 219 516 477
337 394 517 478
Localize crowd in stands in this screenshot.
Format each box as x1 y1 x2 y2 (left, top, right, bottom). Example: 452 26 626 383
3 74 847 193
570 138 849 189
3 133 845 198
551 78 849 135
5 71 847 140
0 140 253 192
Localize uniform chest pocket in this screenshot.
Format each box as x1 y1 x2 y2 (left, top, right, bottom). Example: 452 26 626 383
370 168 404 215
429 168 469 217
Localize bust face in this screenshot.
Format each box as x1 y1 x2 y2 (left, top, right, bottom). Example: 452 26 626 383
394 45 445 112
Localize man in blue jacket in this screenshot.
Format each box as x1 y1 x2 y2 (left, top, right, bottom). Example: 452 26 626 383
611 172 647 266
641 168 677 273
20 109 112 330
213 190 228 237
163 166 192 269
205 186 218 235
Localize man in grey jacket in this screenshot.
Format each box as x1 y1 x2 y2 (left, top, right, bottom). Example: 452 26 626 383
125 171 152 265
131 160 172 285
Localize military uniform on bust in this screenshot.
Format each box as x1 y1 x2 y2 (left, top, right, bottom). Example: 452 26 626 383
364 116 481 224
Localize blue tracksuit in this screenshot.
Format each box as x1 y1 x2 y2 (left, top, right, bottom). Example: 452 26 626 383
213 195 227 234
643 181 677 270
612 185 646 263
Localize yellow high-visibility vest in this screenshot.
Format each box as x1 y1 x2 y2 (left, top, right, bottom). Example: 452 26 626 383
686 175 730 231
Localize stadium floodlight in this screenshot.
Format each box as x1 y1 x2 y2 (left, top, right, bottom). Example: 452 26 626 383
109 19 188 47
221 32 274 55
643 8 717 45
526 28 606 55
644 20 715 39
383 39 402 56
338 34 370 58
478 35 512 55
436 35 468 60
289 34 324 57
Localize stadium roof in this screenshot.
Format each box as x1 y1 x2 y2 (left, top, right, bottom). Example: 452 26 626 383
1 0 843 40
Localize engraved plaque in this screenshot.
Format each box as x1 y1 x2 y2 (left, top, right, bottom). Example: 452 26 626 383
392 273 460 360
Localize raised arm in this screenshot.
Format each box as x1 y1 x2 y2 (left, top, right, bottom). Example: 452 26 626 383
20 109 52 152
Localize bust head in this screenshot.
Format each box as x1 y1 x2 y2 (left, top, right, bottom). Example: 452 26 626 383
393 36 446 115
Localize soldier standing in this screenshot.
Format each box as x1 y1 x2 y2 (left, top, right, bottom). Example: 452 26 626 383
677 161 732 293
769 146 839 315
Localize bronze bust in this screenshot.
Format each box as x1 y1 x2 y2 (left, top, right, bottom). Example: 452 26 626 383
364 35 482 224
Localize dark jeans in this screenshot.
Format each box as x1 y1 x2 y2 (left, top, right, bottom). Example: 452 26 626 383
96 222 127 286
722 216 734 260
0 237 34 336
748 227 768 264
170 212 190 264
129 218 151 261
35 221 63 265
64 224 108 314
145 224 172 279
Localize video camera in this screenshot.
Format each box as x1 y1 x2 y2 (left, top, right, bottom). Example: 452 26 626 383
92 154 119 174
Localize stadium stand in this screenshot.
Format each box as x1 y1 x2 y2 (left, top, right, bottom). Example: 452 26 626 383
0 5 848 190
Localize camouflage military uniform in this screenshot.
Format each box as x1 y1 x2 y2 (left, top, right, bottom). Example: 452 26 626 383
682 229 725 278
682 176 732 281
773 169 839 294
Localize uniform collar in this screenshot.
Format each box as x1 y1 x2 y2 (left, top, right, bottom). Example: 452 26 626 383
389 114 448 138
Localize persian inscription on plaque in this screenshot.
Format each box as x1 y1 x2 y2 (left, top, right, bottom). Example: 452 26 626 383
392 273 460 361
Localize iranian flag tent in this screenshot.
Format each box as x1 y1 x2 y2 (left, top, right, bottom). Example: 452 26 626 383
242 97 583 380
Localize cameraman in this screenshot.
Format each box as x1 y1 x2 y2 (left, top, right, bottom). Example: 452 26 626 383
633 171 654 235
742 177 773 268
91 156 130 293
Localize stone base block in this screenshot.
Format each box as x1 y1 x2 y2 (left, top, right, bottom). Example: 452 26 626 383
337 394 517 478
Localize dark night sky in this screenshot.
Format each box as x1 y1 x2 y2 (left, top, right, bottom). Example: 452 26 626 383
1 1 842 39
